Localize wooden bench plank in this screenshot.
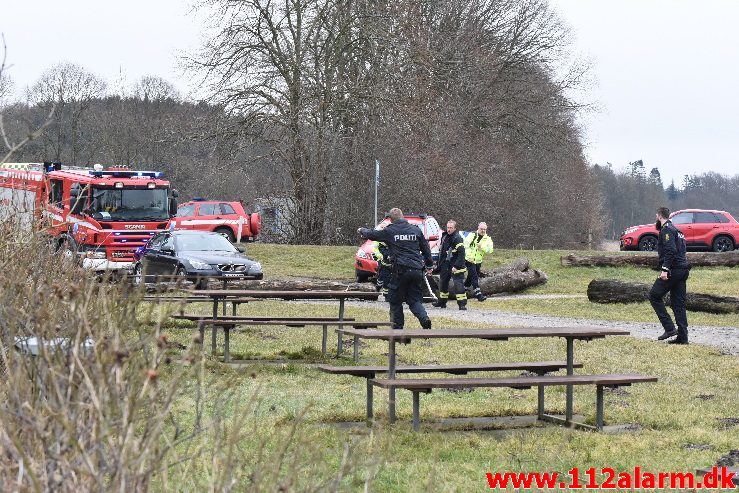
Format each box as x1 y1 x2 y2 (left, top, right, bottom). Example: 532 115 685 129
318 361 584 377
338 327 631 339
370 374 657 389
173 315 357 322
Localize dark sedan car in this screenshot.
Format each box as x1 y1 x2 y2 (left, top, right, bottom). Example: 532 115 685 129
132 230 263 288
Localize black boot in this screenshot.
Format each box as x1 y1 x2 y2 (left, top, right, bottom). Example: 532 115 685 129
458 300 467 311
476 293 487 302
432 300 447 308
420 318 432 330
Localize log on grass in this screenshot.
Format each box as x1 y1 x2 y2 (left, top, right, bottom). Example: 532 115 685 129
431 257 547 297
587 279 739 314
562 251 739 268
208 278 376 292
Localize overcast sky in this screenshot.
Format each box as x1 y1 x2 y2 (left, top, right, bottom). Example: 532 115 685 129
1 0 738 187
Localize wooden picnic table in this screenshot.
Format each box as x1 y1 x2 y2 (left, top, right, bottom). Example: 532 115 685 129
185 290 380 361
337 326 630 427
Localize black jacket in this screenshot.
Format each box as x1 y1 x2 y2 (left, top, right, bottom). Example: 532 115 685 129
360 219 433 270
657 220 689 271
438 231 466 270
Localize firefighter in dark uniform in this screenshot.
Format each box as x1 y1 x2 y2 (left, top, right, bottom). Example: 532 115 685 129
358 208 433 330
372 240 392 300
432 219 468 310
651 207 691 344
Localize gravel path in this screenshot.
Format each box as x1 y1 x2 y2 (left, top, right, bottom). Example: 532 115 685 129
320 297 739 356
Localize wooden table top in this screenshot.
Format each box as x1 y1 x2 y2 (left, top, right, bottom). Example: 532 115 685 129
337 326 631 340
191 290 379 300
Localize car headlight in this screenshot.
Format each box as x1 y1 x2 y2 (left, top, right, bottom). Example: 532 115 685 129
189 259 211 270
249 262 262 273
356 249 370 259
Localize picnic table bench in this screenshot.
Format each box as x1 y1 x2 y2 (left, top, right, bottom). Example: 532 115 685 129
318 361 584 421
371 373 657 431
334 326 656 431
194 318 392 362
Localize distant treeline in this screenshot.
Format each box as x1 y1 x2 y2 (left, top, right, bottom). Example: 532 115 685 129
592 160 739 240
2 0 735 247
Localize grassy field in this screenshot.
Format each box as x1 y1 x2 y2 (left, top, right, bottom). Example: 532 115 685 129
143 244 739 491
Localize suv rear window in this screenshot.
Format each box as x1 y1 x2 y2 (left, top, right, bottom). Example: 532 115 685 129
714 213 730 223
694 211 718 223
220 203 236 214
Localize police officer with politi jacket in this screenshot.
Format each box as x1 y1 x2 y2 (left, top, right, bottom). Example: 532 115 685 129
651 207 691 344
358 208 434 330
433 219 468 310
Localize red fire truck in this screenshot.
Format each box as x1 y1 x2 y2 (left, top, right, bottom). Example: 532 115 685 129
0 162 176 273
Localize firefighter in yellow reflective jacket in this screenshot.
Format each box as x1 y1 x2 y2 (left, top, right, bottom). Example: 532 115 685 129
463 222 494 301
372 240 392 300
432 219 467 310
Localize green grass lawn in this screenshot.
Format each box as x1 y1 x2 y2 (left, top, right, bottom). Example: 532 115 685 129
141 244 738 491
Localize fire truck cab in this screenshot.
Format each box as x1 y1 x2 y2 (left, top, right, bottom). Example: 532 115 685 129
0 162 176 273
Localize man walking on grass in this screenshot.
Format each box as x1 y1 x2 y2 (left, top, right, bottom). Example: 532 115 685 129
651 207 691 344
358 208 434 330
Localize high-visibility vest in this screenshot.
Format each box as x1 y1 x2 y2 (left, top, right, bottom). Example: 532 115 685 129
464 233 494 263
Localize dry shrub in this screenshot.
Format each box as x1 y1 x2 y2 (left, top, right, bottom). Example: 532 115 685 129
0 223 381 491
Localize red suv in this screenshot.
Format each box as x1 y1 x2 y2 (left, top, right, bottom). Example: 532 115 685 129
620 209 738 252
355 214 441 282
172 199 261 242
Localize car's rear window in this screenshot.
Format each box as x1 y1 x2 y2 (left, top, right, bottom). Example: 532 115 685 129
220 203 236 214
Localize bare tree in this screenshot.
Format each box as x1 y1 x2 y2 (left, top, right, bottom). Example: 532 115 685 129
0 35 56 163
28 62 106 163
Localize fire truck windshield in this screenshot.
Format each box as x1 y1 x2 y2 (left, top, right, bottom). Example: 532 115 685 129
89 187 169 222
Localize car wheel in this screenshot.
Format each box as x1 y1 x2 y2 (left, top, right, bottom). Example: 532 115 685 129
176 266 191 286
712 235 735 253
638 235 658 251
355 269 371 283
215 227 236 243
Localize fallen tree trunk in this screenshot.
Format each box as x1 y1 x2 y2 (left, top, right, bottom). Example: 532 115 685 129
431 257 547 298
587 279 739 314
562 251 739 268
204 278 376 292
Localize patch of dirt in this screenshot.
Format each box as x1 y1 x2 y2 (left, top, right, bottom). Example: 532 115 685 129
717 418 739 429
684 443 713 451
696 394 715 400
606 387 630 396
716 449 739 467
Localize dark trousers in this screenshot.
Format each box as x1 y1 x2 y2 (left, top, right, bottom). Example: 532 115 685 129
439 267 467 305
649 267 690 341
388 266 429 329
463 261 482 294
376 263 391 295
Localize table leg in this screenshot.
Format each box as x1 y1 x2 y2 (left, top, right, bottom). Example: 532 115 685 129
336 298 346 356
322 324 328 356
566 337 574 422
211 324 217 354
366 378 374 421
388 338 396 423
412 391 421 431
596 385 604 431
224 325 230 363
537 385 545 419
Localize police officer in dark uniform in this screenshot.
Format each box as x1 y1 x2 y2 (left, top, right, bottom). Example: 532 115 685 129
651 207 691 344
358 208 434 330
432 219 468 310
